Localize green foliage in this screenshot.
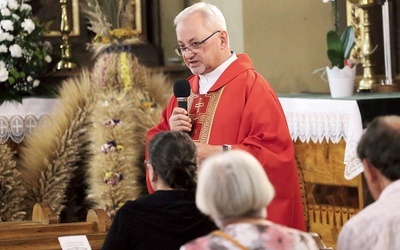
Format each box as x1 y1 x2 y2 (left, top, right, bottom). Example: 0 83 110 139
0 0 52 105
327 26 355 69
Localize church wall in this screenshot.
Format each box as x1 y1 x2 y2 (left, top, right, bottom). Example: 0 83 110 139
242 1 334 94
160 0 338 94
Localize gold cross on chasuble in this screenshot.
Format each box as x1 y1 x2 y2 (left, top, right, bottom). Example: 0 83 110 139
187 87 224 143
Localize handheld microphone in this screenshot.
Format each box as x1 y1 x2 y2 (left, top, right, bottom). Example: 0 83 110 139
173 79 191 111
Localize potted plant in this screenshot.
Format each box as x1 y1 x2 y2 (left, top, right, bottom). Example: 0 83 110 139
323 0 357 98
327 26 355 69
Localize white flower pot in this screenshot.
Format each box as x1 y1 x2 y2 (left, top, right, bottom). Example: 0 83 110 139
326 66 356 98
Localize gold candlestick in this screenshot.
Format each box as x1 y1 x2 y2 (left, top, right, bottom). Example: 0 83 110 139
348 0 378 92
55 0 78 70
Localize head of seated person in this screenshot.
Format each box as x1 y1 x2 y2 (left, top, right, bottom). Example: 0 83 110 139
196 149 274 227
147 131 197 192
103 131 218 250
181 150 318 249
337 115 400 250
356 115 400 200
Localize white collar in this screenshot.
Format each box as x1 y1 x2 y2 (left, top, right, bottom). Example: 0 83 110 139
198 53 237 94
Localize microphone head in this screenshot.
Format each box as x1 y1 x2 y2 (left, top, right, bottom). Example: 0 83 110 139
173 79 191 97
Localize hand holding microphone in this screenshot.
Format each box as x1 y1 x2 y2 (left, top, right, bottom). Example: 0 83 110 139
170 80 192 132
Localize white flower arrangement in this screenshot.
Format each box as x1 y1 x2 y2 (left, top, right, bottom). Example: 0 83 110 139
0 0 52 104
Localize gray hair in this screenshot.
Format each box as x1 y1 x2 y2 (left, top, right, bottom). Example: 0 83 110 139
174 2 227 31
196 150 275 223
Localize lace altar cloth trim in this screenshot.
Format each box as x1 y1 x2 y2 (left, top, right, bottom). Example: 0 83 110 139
0 98 57 144
278 98 364 180
0 115 51 144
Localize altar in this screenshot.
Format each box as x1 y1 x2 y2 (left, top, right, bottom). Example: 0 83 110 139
278 92 400 248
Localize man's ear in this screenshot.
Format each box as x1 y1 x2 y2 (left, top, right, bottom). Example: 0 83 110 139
219 31 228 49
362 158 381 200
363 159 379 183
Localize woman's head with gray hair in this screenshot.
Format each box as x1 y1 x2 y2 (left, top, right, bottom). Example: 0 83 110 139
174 2 227 32
196 150 275 227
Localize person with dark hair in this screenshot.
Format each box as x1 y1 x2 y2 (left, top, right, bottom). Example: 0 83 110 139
102 131 217 250
337 115 400 250
146 2 305 231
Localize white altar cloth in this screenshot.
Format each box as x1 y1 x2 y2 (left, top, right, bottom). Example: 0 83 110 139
278 97 364 180
0 98 57 144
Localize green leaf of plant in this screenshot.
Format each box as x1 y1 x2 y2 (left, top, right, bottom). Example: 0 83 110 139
327 49 344 68
42 18 56 31
13 95 23 104
327 30 344 68
341 26 355 59
9 68 20 78
8 76 15 84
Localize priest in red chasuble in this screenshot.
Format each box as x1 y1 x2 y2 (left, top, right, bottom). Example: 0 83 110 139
146 2 306 231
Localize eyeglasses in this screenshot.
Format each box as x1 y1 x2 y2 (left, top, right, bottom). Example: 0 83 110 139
175 31 220 57
144 160 151 168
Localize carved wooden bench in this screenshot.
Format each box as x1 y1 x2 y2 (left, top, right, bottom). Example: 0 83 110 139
0 203 111 250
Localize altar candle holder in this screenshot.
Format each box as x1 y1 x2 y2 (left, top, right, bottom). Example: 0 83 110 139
348 0 378 92
55 0 78 71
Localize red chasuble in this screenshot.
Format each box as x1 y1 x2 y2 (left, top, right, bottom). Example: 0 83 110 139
147 54 306 231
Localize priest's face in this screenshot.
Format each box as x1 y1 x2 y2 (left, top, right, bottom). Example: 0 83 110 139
176 12 228 75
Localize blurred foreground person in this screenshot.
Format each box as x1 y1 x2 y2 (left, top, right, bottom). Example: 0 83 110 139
103 131 217 250
338 115 400 250
181 150 318 250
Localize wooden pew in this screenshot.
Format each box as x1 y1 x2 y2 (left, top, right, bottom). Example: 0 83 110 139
0 203 59 228
2 233 107 250
0 203 111 250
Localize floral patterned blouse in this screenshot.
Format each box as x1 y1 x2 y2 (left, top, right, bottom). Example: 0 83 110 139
180 220 318 250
